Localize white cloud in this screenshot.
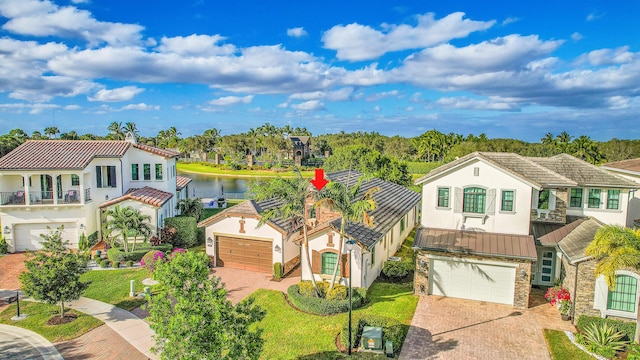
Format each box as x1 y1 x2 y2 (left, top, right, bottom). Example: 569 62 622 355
322 12 495 61
277 102 289 108
156 34 236 56
71 0 90 3
586 12 605 21
287 27 308 37
571 32 583 41
576 46 634 66
121 103 159 111
291 100 325 111
435 96 520 111
64 104 81 110
0 102 59 114
373 105 381 112
208 95 254 106
502 17 519 25
288 87 354 102
366 90 399 102
0 0 144 46
88 86 144 102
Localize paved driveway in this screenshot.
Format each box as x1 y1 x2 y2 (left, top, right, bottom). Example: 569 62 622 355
399 292 576 360
0 253 27 290
211 266 301 303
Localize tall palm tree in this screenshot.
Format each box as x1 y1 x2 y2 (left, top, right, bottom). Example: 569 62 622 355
314 174 379 289
250 170 321 296
44 126 60 139
541 133 555 146
124 122 139 139
585 225 640 342
555 131 573 153
108 121 124 140
129 211 152 252
103 205 152 252
176 198 204 221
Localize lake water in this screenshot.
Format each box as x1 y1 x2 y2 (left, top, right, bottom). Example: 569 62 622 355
178 171 268 199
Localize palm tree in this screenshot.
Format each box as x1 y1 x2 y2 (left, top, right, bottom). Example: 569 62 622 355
250 170 321 296
585 225 640 342
103 205 151 252
176 198 204 221
124 122 139 139
128 210 152 252
555 131 573 153
44 126 60 139
108 121 124 140
541 133 555 146
314 174 379 289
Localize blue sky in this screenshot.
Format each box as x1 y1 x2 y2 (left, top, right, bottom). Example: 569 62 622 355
0 0 639 141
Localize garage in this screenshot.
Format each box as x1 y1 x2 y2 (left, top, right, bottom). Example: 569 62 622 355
216 235 272 273
430 258 516 305
14 223 78 252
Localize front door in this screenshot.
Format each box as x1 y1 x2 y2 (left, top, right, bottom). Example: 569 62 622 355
533 248 555 286
40 175 53 200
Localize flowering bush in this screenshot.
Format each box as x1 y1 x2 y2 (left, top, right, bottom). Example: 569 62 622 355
169 248 186 259
141 250 166 272
545 286 571 306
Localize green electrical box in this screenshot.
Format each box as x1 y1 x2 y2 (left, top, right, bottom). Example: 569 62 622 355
360 326 383 351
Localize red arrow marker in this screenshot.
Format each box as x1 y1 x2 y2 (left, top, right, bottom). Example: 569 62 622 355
310 168 329 190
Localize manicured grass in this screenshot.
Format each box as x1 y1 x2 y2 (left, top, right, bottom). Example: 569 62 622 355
0 302 102 342
80 268 154 310
543 329 593 360
250 281 418 359
177 162 315 178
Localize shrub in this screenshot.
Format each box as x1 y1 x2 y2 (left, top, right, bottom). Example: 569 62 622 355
121 244 173 262
78 233 89 251
87 231 99 247
163 217 198 248
382 261 413 280
141 250 166 272
273 262 283 279
113 261 121 268
99 260 110 268
126 260 133 267
579 322 627 358
340 314 405 355
627 343 640 360
326 284 347 301
577 315 636 342
298 280 324 298
107 248 125 263
0 235 7 254
287 284 364 315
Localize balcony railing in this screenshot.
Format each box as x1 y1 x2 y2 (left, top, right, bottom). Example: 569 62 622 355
0 189 91 206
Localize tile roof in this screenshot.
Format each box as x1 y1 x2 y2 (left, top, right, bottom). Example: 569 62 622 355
290 136 310 144
537 219 587 246
0 140 130 170
197 199 290 234
530 215 585 246
557 217 604 264
133 143 180 158
414 227 537 260
415 152 638 189
602 158 640 175
99 186 173 208
176 175 193 190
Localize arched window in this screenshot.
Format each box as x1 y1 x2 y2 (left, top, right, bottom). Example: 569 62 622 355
608 275 638 312
463 187 486 214
321 252 337 275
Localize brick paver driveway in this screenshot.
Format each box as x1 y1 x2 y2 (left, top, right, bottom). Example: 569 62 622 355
211 266 301 303
0 253 27 290
399 291 576 360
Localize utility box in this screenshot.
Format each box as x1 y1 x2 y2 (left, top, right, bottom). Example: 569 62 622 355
360 326 383 351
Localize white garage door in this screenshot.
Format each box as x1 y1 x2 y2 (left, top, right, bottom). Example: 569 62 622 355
14 223 78 252
430 258 516 305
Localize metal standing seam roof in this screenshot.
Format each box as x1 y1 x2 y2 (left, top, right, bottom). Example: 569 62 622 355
176 175 193 190
415 152 638 189
413 227 538 261
99 186 174 208
556 217 605 264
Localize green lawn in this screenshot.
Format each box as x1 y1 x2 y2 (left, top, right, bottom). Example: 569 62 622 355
251 281 418 359
543 329 593 360
178 162 315 178
80 268 154 310
0 302 103 342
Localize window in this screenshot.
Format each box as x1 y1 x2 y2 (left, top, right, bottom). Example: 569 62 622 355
143 164 151 180
437 187 450 208
463 187 486 213
71 174 80 186
155 164 163 180
607 190 621 210
131 164 139 181
570 188 583 208
608 275 637 313
321 253 337 275
501 190 514 212
371 246 375 267
538 189 550 210
96 166 116 188
400 218 406 232
588 189 601 208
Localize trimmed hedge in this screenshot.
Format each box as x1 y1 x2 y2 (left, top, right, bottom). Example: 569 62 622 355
577 315 636 342
164 216 198 248
107 248 125 263
120 244 173 262
125 260 133 267
287 284 365 315
99 260 110 268
340 314 405 355
382 260 413 280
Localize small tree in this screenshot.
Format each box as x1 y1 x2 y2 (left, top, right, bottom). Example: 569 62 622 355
19 226 89 319
149 251 265 359
176 198 204 221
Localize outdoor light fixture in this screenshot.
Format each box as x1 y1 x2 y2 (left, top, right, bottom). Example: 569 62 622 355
274 244 281 253
3 226 10 234
206 237 213 247
520 269 527 279
79 224 85 230
105 195 109 200
345 239 356 356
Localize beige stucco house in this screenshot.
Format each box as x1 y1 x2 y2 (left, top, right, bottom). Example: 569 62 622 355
414 152 638 309
0 136 192 252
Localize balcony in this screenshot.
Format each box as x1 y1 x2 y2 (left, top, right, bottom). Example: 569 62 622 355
0 189 92 206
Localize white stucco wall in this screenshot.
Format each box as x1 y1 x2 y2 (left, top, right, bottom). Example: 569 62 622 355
565 187 631 226
121 148 177 195
301 231 363 288
420 159 534 235
598 170 640 227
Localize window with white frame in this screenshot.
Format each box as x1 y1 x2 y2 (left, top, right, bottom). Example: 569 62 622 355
608 275 637 313
96 166 116 188
588 189 601 208
155 163 163 180
607 190 621 210
570 188 583 208
463 187 486 213
501 190 514 212
437 187 450 208
538 189 550 209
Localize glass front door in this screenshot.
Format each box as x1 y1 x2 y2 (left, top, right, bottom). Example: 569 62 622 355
534 248 555 286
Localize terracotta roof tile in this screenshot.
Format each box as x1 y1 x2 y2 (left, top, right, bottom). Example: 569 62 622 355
99 186 173 208
414 227 537 260
176 175 193 190
0 140 130 170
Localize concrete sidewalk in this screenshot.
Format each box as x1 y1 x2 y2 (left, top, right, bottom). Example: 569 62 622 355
0 324 64 360
68 297 158 360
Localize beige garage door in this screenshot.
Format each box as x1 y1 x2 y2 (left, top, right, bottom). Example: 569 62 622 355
430 258 516 305
216 236 272 273
14 223 78 252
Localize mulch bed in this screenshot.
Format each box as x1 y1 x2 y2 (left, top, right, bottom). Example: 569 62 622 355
47 313 78 325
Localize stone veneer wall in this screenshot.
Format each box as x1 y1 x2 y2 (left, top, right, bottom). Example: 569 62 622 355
414 250 533 309
561 257 600 323
530 188 567 223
